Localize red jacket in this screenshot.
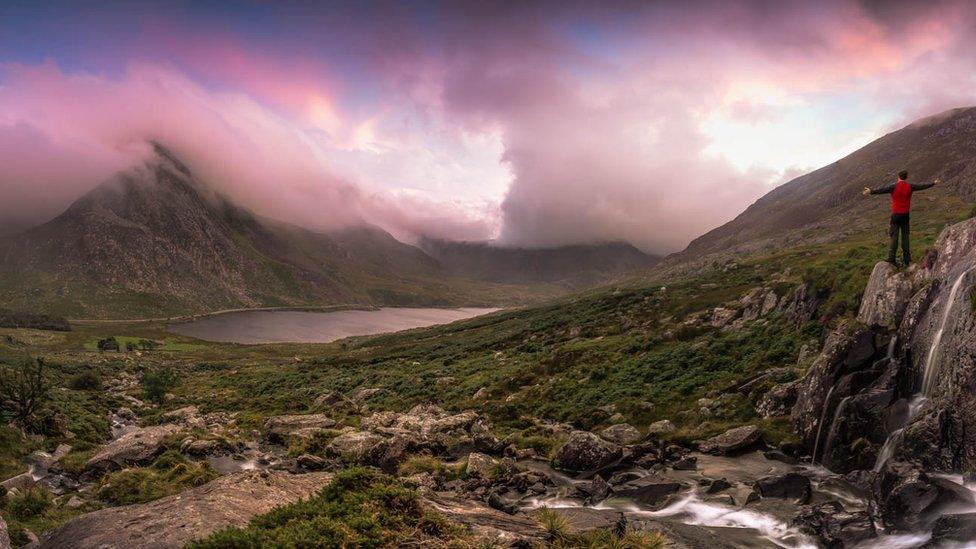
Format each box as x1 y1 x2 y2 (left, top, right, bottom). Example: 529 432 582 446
870 179 935 214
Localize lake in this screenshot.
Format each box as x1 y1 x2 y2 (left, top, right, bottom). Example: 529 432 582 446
168 307 499 344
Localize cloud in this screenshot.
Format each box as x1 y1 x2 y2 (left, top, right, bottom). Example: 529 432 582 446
0 61 492 242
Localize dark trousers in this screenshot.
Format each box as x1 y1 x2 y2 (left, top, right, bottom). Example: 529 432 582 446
889 213 910 264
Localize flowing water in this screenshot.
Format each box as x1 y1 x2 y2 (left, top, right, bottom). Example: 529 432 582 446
811 385 836 464
922 268 971 396
169 307 499 344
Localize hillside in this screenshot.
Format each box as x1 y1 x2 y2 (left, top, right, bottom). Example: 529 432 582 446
0 144 656 318
667 107 976 270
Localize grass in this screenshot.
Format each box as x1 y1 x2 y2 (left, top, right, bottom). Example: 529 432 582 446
536 507 667 548
1 486 94 546
96 450 219 505
187 468 471 548
82 335 204 352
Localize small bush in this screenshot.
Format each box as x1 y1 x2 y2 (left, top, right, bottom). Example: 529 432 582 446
140 366 179 404
0 354 51 429
96 450 217 505
67 370 102 391
7 486 52 520
397 455 447 477
96 337 119 352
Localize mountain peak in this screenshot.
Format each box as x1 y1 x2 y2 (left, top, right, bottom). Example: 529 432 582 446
148 141 193 178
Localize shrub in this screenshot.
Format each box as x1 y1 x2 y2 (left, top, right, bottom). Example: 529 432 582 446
0 354 51 428
140 366 179 404
7 486 52 520
96 450 217 505
67 370 102 391
397 455 447 477
188 468 467 548
96 337 119 351
0 310 70 332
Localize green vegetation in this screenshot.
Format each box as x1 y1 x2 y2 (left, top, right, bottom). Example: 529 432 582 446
96 450 218 505
67 369 102 391
0 309 70 332
0 354 51 429
535 508 667 549
1 485 91 547
187 468 470 548
140 365 180 404
84 335 200 352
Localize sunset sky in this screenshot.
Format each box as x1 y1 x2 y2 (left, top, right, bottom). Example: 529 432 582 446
2 0 976 253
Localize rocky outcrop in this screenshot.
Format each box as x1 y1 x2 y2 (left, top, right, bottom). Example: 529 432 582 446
753 472 811 504
0 515 9 549
924 513 976 547
646 420 676 436
792 503 876 547
86 424 183 471
857 261 912 327
874 462 974 531
551 431 623 473
697 425 761 455
37 471 333 548
423 493 547 545
264 414 337 443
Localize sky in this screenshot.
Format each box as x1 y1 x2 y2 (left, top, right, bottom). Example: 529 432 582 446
2 0 976 253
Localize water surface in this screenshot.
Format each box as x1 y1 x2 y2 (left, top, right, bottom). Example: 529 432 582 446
169 307 498 344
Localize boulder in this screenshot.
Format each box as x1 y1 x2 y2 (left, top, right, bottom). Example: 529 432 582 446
646 420 676 436
349 388 380 402
872 462 974 531
756 381 798 418
36 471 333 548
312 391 358 412
698 425 761 455
753 472 811 504
86 424 183 471
599 423 641 445
792 503 876 547
1 472 35 492
264 414 337 443
924 513 976 547
615 477 683 509
180 438 233 457
326 431 385 463
551 431 622 473
857 261 912 327
465 452 497 478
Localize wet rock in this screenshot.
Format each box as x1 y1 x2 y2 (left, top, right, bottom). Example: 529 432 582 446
672 456 697 470
924 512 976 547
753 472 811 504
87 424 183 471
762 450 797 465
465 452 497 478
858 261 913 327
646 420 676 436
37 471 333 548
26 444 71 473
424 493 547 545
580 475 612 506
599 423 641 445
873 462 973 531
705 478 732 494
264 414 337 443
792 503 876 547
551 431 622 473
296 454 327 471
615 477 683 509
486 489 519 515
698 425 761 455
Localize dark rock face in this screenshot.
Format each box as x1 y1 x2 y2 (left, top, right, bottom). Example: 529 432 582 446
698 425 761 455
857 261 912 328
792 503 876 547
924 513 976 547
874 462 975 531
552 431 623 473
756 380 798 418
753 473 811 504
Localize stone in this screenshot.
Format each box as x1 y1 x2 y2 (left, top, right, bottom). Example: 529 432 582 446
549 507 625 535
312 391 358 412
264 414 337 443
925 512 976 547
486 490 519 515
705 478 732 494
326 431 385 463
599 423 641 445
180 438 232 456
646 420 676 436
423 493 547 545
580 475 612 506
66 496 86 509
0 514 8 549
465 452 497 478
857 261 913 327
296 454 327 471
349 388 380 402
756 381 798 418
753 472 811 504
792 503 876 547
551 431 623 473
698 425 761 455
37 471 333 548
1 472 35 492
615 477 683 509
671 457 697 471
86 424 183 471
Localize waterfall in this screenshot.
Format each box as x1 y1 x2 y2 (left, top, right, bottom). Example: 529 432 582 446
811 385 836 464
821 396 851 467
921 268 971 396
874 428 905 472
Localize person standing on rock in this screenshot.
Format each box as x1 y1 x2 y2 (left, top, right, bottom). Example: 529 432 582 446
862 170 939 267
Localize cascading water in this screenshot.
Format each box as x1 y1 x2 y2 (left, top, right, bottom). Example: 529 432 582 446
821 396 851 468
921 268 971 396
811 385 836 464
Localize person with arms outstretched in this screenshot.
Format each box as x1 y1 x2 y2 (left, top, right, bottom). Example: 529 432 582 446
862 170 939 267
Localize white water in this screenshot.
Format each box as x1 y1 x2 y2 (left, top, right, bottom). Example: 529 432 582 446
812 385 836 464
821 396 851 467
922 269 971 396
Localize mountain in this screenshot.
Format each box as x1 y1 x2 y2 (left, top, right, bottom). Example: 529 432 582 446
420 238 658 286
667 107 976 269
0 144 656 318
